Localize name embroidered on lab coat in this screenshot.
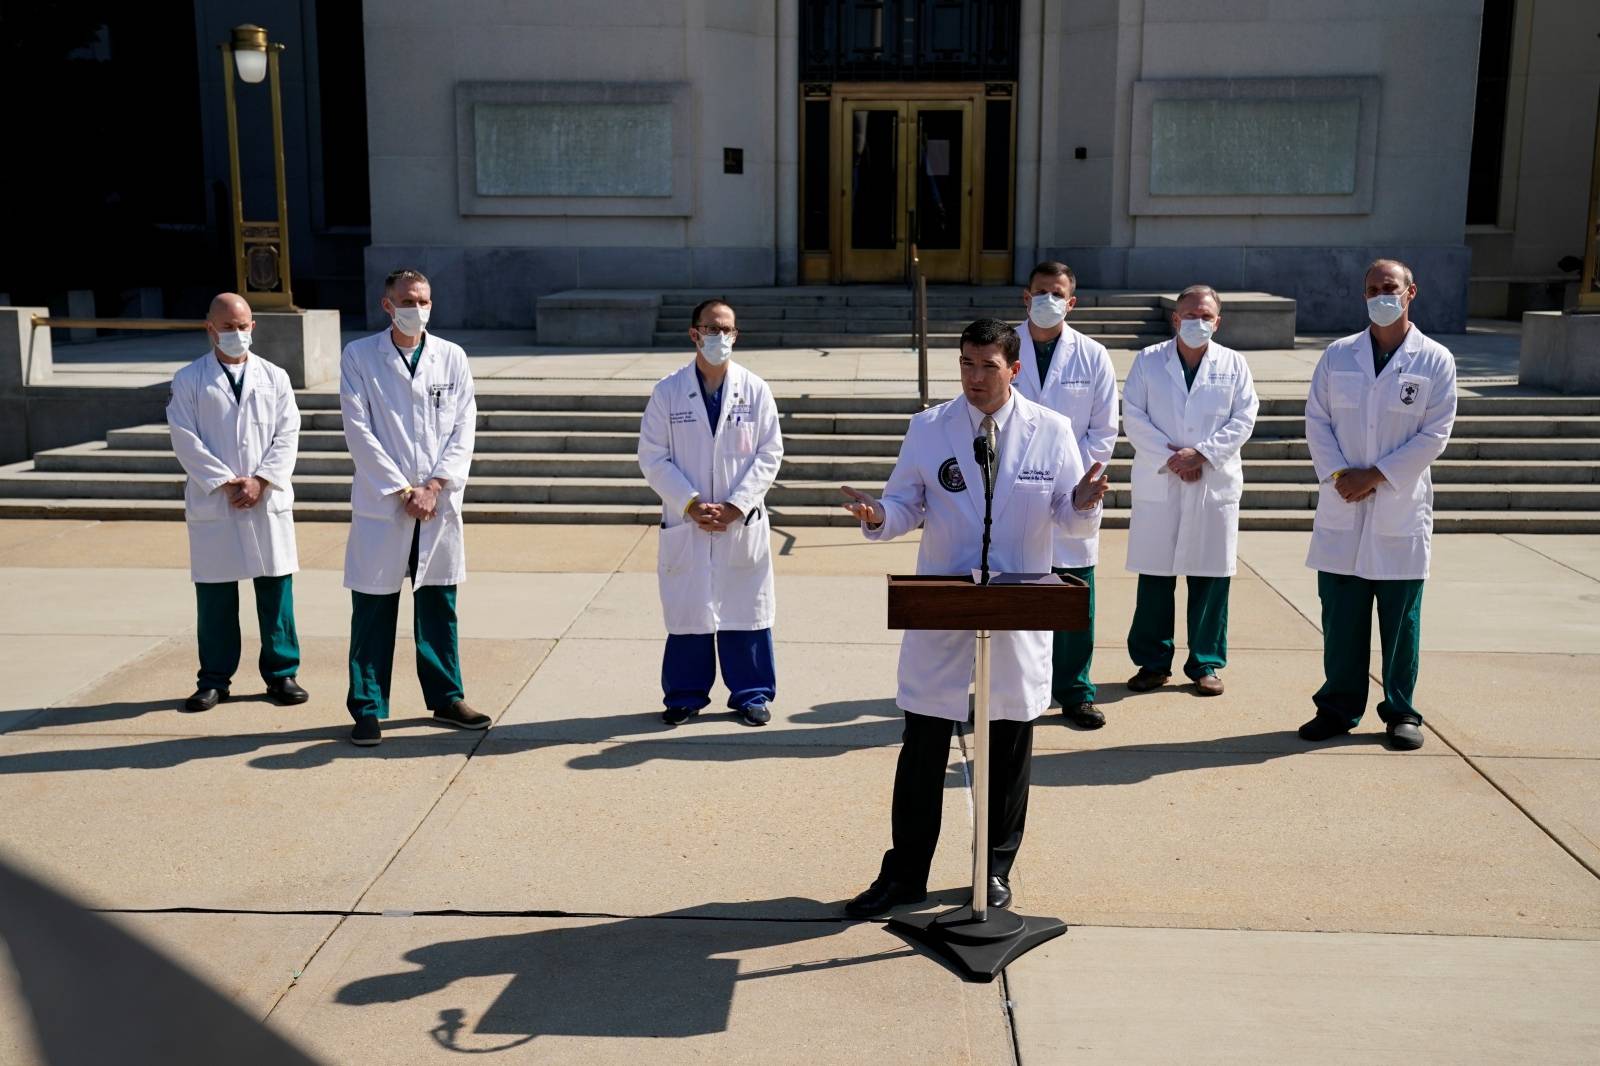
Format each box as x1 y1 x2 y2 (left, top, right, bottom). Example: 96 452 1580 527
938 457 966 492
1017 468 1054 483
669 411 698 425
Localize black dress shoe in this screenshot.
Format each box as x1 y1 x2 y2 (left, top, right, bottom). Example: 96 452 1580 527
266 677 309 705
350 715 382 747
844 879 927 919
1386 719 1424 751
1126 668 1171 692
988 876 1012 909
1298 715 1352 742
1062 701 1105 729
183 688 227 713
662 706 699 726
433 700 490 730
737 702 771 727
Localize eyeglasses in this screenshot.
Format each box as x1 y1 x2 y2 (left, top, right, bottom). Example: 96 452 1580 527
695 325 738 336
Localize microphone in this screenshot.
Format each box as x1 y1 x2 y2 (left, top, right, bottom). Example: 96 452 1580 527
973 426 998 585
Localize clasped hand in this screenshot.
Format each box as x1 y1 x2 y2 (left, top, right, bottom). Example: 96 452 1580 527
1165 444 1206 483
1335 467 1386 502
404 480 443 520
225 476 264 509
688 500 743 532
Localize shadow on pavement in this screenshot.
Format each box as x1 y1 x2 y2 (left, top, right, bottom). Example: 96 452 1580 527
0 853 322 1065
1030 729 1379 787
335 899 887 1050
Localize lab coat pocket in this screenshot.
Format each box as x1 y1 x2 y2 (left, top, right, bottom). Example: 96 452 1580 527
1374 477 1428 536
1389 374 1431 416
732 424 757 457
263 482 294 514
186 486 231 523
657 521 699 576
723 513 771 571
1331 372 1365 409
1314 481 1357 531
1130 458 1169 503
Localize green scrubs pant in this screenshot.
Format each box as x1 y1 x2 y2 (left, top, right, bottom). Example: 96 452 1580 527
1050 565 1096 705
195 575 300 690
1127 574 1230 680
1311 572 1424 726
346 524 464 721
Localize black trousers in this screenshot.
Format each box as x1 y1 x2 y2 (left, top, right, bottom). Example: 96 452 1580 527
879 710 1034 890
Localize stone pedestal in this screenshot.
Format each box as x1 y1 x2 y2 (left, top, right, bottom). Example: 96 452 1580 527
1519 311 1600 394
0 307 52 461
252 310 341 388
537 291 662 346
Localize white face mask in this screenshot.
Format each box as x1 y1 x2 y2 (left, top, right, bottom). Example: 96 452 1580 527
390 304 430 336
1028 293 1068 329
214 329 251 358
1366 294 1406 328
699 331 735 366
1177 318 1215 349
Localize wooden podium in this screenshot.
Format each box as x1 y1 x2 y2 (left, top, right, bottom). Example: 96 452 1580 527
883 572 1090 982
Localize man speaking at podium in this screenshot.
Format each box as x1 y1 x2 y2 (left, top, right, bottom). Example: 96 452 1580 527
838 318 1110 918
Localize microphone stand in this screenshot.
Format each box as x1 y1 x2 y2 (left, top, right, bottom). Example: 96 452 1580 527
975 425 997 586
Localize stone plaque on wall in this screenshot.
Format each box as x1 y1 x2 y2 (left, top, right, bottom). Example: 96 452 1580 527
473 102 674 198
457 81 691 217
1150 97 1360 197
1130 77 1380 216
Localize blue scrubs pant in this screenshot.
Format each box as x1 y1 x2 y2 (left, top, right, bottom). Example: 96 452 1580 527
662 629 776 712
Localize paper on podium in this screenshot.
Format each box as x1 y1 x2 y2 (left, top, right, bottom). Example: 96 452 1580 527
969 571 1066 586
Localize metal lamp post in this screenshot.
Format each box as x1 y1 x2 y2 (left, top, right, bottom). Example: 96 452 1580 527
220 23 295 310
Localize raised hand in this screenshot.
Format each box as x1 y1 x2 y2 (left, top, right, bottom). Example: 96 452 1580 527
1073 462 1109 510
839 485 884 526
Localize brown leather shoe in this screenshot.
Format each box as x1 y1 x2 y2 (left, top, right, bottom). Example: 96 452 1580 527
1194 673 1224 697
1126 668 1170 692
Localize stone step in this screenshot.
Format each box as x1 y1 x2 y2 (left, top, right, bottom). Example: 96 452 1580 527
656 290 1167 310
37 445 1600 487
686 305 1166 323
97 427 1600 463
282 392 1600 417
0 495 1596 534
690 317 1167 333
649 331 1173 349
5 469 1600 512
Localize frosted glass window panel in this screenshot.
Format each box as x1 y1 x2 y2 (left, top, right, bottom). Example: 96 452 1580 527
473 102 674 198
1150 97 1361 197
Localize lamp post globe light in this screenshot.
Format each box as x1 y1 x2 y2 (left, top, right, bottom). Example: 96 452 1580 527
230 23 269 85
220 23 294 309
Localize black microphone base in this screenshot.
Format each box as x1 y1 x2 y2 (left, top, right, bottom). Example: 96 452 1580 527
888 905 1068 983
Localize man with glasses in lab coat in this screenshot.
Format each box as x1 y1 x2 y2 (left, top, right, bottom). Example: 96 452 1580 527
1298 259 1457 751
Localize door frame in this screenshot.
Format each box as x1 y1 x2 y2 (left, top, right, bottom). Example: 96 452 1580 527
827 82 995 285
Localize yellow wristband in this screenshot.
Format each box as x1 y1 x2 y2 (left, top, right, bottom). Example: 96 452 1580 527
400 486 415 496
1330 469 1347 481
682 495 699 516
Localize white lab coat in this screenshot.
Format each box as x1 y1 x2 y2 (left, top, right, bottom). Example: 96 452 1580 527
1304 327 1457 580
863 393 1099 722
1123 339 1259 578
1014 323 1119 568
339 330 477 595
167 350 300 583
638 360 784 634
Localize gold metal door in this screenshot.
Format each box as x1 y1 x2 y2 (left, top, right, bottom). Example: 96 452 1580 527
837 98 974 283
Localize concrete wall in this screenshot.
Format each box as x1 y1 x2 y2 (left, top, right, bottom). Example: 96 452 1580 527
1040 0 1483 331
1502 2 1599 280
362 0 779 328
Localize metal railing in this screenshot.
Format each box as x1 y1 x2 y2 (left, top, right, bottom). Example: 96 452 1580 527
29 316 206 332
909 244 930 409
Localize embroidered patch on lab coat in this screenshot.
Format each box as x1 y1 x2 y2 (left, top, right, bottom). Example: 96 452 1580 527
938 457 967 492
1399 380 1419 406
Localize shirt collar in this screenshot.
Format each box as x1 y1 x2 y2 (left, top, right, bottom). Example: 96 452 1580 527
966 390 1017 437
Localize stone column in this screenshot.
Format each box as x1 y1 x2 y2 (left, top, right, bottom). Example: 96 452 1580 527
1013 0 1044 283
775 0 800 285
0 307 53 461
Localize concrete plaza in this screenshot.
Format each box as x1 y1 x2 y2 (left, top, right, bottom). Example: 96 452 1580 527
0 517 1596 1063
